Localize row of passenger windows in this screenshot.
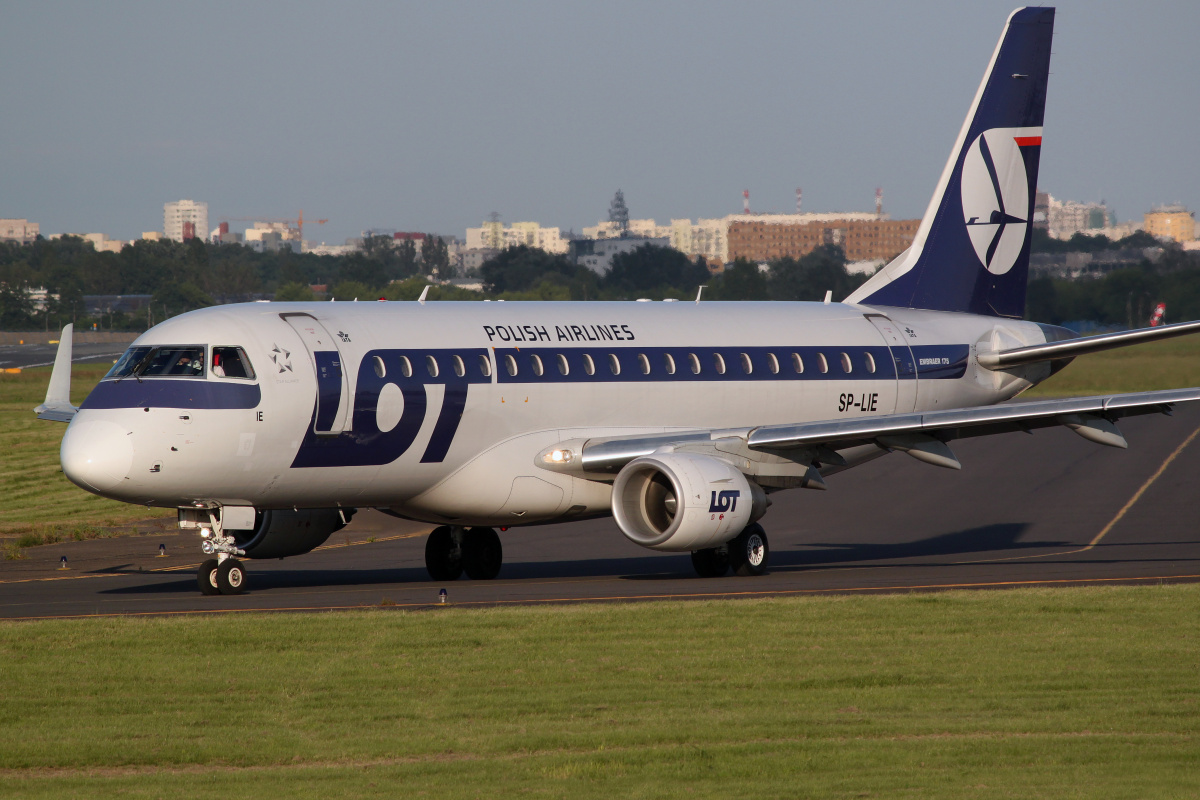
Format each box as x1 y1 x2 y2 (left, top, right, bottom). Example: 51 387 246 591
371 350 878 380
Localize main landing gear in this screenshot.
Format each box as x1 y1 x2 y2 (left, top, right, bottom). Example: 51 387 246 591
690 523 770 578
425 525 503 581
193 510 249 596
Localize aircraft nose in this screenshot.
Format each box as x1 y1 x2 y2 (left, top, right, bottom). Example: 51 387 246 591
61 418 134 494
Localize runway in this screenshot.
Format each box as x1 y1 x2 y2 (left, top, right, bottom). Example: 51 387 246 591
0 341 130 370
3 405 1199 619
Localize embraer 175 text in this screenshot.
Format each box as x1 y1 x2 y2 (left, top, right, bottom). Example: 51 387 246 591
37 7 1200 595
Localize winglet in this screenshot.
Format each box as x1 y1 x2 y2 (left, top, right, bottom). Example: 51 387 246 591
34 324 78 422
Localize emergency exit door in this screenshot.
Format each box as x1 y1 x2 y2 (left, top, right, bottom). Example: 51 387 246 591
281 313 351 435
866 314 918 413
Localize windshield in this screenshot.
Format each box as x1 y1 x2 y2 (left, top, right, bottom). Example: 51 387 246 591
104 345 207 379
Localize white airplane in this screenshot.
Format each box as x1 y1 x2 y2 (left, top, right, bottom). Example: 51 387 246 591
37 7 1200 595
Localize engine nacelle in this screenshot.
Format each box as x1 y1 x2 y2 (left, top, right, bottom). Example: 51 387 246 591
611 453 766 552
231 508 354 560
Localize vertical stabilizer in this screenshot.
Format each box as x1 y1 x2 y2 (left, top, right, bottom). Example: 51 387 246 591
846 7 1054 318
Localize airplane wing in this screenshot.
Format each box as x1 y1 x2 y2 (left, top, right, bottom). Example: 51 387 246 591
979 319 1200 369
33 324 78 422
569 388 1200 479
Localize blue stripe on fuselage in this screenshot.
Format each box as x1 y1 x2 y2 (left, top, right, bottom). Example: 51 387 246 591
81 379 261 410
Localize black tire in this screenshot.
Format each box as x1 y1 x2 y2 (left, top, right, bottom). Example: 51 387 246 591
691 547 730 578
216 558 248 595
198 558 220 595
425 525 463 581
729 524 769 577
462 527 503 580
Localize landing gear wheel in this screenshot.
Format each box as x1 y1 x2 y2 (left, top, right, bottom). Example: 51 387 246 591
425 525 463 581
198 558 220 595
691 546 730 578
729 524 769 577
216 558 247 595
462 527 503 580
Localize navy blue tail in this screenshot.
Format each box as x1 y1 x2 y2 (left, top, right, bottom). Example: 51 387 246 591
847 7 1055 319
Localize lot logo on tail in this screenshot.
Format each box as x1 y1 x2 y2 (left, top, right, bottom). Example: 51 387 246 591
961 127 1041 275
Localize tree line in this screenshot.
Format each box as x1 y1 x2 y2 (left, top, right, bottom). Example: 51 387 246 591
1 231 1198 332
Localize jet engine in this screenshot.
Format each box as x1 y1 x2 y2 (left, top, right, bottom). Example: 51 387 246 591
230 508 354 560
611 453 766 551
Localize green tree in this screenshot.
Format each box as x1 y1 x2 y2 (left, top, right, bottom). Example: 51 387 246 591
602 244 709 298
151 282 215 318
707 258 768 300
768 245 863 301
481 245 578 294
329 280 377 301
0 282 36 329
274 282 315 302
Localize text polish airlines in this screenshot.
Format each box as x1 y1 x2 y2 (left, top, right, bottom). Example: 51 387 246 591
37 8 1200 595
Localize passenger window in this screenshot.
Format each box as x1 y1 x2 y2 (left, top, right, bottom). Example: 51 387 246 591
663 353 676 375
688 353 701 374
504 354 518 376
371 355 386 379
713 353 726 375
426 355 439 377
816 353 829 374
582 354 596 376
638 353 650 375
478 354 492 377
608 353 621 375
557 353 569 376
212 347 256 379
531 354 544 377
840 352 852 373
791 353 804 374
864 352 876 374
767 353 780 374
453 354 466 377
740 353 752 374
399 356 413 378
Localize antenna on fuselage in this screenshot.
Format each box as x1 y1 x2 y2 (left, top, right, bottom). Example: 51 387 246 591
695 285 706 304
417 285 430 305
823 290 832 304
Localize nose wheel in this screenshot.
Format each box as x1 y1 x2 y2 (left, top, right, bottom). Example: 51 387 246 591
197 557 248 595
425 526 503 581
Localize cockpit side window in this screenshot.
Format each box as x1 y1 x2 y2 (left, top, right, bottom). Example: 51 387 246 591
104 345 206 379
211 346 256 380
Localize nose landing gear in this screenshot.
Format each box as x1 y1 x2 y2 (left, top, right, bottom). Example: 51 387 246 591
189 508 249 595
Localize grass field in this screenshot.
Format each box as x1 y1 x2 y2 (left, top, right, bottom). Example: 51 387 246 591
1 587 1199 798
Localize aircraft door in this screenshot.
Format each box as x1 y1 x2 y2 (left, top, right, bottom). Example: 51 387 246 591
866 315 918 413
281 313 351 435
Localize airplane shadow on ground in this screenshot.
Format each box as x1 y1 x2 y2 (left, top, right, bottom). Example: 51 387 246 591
100 521 1060 594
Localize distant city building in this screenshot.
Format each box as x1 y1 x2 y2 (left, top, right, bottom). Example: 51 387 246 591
164 200 208 243
140 231 165 241
460 248 500 272
245 223 301 254
0 219 39 244
465 221 569 254
570 236 671 274
1041 194 1116 239
1030 247 1163 280
726 213 917 264
210 222 243 245
47 232 127 252
1144 204 1195 244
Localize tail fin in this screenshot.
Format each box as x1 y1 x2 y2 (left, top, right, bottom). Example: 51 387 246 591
846 7 1054 318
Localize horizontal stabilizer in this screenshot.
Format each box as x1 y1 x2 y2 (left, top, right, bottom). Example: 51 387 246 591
34 324 78 423
979 319 1200 370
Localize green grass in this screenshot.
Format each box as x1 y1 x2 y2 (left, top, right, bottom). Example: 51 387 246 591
0 364 173 536
1 587 1199 797
1024 335 1200 397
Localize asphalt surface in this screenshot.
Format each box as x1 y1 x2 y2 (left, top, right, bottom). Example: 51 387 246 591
3 404 1199 619
0 342 129 370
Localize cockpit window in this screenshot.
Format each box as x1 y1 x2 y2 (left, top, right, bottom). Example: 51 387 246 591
211 346 256 379
104 345 206 379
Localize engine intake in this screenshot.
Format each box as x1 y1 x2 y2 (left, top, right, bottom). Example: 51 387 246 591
611 453 766 551
230 508 354 559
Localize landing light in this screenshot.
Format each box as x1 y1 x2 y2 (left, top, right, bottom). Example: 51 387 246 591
548 448 573 464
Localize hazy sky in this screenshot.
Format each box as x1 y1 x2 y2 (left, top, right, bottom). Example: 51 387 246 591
3 1 1196 244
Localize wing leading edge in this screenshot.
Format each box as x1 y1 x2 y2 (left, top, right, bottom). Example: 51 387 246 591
570 388 1200 477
